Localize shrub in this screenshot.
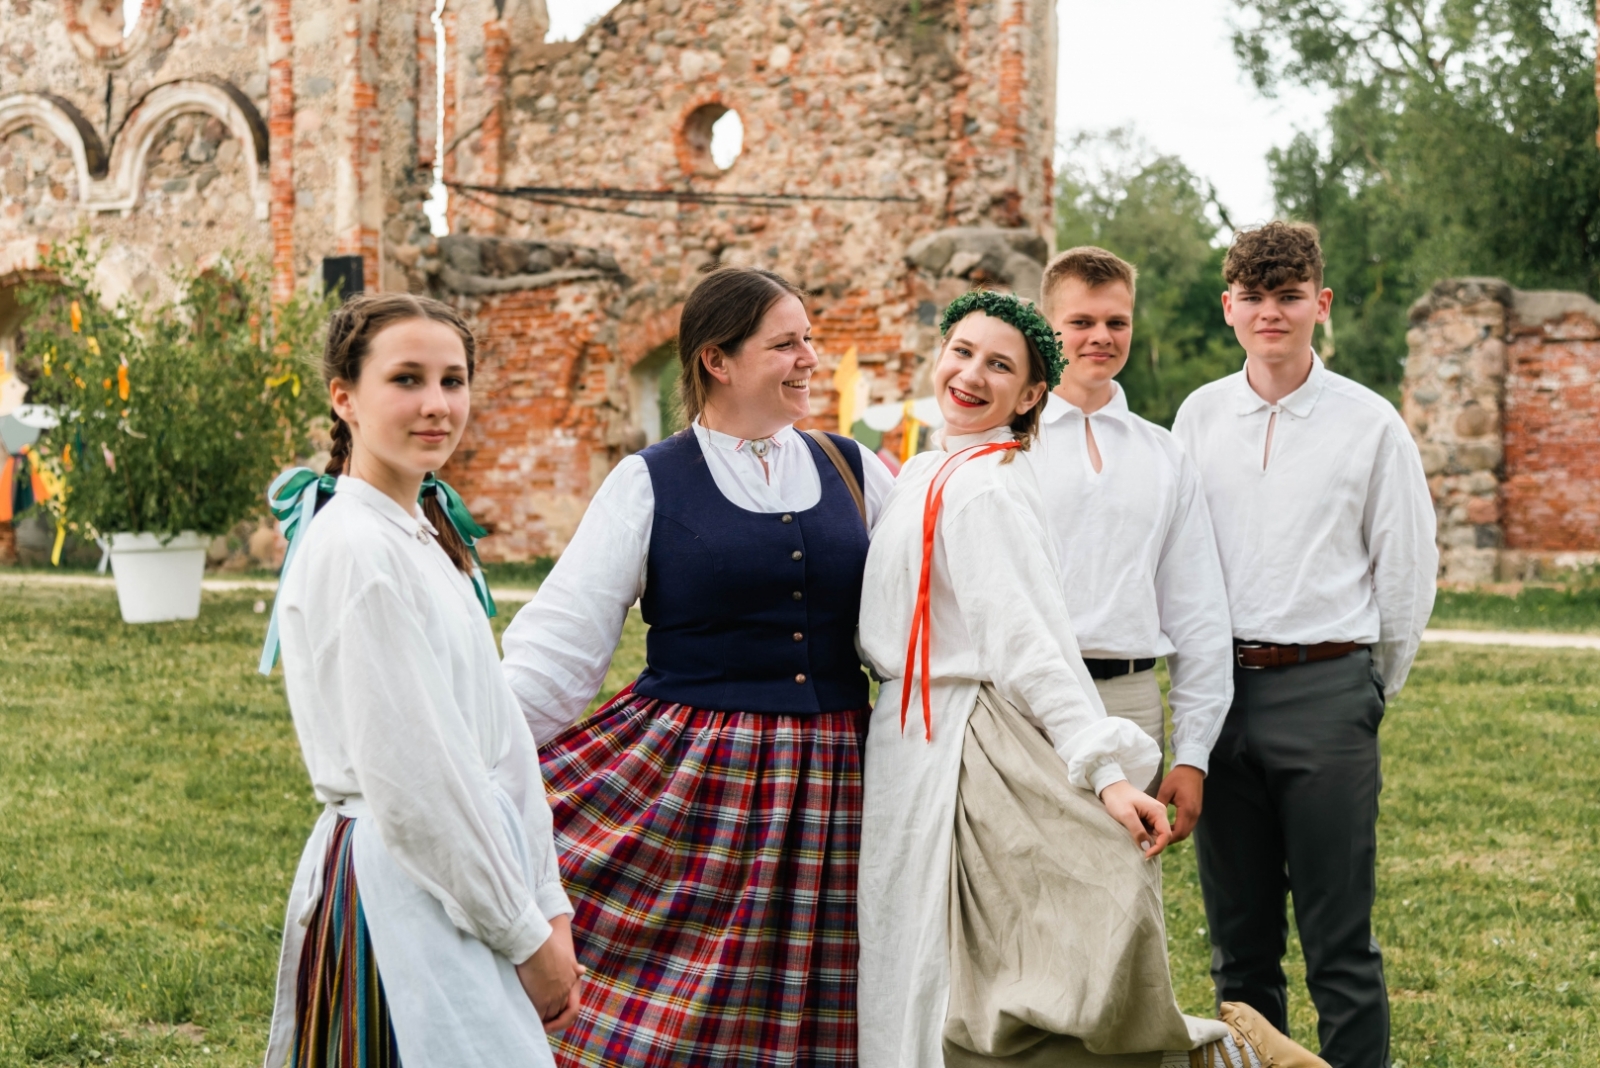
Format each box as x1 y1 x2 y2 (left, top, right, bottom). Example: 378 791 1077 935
17 238 332 540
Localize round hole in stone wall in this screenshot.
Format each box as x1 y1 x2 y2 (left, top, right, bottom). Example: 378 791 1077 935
679 103 742 176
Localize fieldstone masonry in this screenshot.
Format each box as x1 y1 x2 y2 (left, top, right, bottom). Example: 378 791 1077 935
1 0 1059 562
1405 278 1600 584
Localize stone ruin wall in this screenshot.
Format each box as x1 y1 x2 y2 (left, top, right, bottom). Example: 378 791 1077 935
1405 278 1600 585
429 0 1059 556
1 0 1059 563
0 0 272 304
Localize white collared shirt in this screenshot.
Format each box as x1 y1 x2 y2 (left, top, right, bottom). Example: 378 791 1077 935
501 421 895 740
1032 386 1234 772
1172 356 1438 696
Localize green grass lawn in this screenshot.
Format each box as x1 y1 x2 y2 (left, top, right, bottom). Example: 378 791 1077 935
1429 586 1600 634
1 581 1597 1066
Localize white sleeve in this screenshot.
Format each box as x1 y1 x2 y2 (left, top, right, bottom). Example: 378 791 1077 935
944 487 1160 794
319 576 555 964
854 440 898 530
1156 448 1235 773
501 457 652 742
1364 421 1439 697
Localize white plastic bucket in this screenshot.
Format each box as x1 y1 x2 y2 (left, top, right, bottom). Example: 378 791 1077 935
108 531 208 624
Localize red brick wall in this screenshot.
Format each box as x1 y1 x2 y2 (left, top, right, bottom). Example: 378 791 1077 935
438 279 628 561
1502 313 1600 551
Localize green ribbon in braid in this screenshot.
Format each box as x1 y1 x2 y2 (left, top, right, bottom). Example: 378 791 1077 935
257 468 496 676
420 472 498 621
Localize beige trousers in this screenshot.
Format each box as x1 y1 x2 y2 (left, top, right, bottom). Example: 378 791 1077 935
1092 671 1165 795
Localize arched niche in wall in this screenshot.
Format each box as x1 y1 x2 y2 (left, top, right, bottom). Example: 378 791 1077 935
101 78 270 218
63 0 164 67
0 81 267 219
0 93 110 198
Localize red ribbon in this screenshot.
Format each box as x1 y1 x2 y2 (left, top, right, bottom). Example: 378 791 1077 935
900 440 1022 741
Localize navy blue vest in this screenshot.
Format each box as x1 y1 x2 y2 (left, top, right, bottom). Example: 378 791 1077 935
633 430 871 714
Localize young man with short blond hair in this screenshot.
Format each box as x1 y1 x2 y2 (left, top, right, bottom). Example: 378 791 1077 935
1032 246 1234 837
1173 221 1437 1068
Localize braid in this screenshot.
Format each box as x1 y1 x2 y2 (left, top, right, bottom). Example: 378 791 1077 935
421 485 475 573
326 414 353 476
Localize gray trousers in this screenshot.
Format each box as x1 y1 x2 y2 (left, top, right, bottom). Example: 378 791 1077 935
1193 648 1389 1068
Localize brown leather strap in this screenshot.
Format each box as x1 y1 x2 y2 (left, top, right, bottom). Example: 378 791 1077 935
804 429 867 528
1234 641 1366 670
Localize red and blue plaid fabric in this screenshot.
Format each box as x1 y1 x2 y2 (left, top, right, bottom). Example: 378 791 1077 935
541 686 865 1068
292 817 401 1068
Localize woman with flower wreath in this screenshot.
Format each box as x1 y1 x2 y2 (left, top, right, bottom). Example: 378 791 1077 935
855 290 1328 1068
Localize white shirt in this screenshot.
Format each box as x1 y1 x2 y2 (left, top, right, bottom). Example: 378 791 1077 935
267 477 571 1068
1172 356 1438 696
1033 388 1234 772
501 421 895 739
856 426 1159 1068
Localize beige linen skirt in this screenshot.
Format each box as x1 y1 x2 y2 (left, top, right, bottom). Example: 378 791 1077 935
942 686 1220 1067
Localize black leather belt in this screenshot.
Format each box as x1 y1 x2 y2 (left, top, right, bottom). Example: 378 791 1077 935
1083 657 1157 681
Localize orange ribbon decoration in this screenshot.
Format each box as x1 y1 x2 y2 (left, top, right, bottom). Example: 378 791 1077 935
900 440 1021 741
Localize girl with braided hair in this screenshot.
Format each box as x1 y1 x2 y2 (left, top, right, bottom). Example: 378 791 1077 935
261 293 581 1068
855 292 1327 1068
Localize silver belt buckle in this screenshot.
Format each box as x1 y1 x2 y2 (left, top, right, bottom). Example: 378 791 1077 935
1235 642 1267 670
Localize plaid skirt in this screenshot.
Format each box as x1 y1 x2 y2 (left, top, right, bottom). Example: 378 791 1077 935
541 685 866 1068
292 817 402 1068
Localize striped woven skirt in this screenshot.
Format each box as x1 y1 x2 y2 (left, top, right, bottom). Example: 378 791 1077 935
291 817 402 1068
540 685 866 1068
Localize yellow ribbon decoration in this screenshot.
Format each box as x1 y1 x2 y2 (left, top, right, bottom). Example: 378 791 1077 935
50 522 66 567
900 399 920 465
835 346 860 435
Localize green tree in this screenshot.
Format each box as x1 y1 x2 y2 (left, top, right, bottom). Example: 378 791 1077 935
1055 130 1241 426
1237 0 1600 400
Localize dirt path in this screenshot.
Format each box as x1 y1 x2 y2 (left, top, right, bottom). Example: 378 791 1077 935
1420 628 1600 651
1 570 540 603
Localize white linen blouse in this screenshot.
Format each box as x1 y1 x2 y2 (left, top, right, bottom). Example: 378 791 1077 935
1033 388 1234 772
264 476 572 1068
501 420 894 737
855 426 1160 1068
1172 356 1438 695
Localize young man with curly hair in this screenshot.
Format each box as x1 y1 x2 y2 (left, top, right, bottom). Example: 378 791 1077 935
1172 221 1437 1068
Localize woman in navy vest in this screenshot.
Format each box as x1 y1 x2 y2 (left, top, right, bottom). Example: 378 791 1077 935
500 266 895 1068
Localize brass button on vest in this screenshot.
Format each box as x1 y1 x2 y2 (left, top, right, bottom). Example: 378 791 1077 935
792 550 803 561
781 514 793 523
792 591 803 600
793 632 804 642
795 673 807 684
